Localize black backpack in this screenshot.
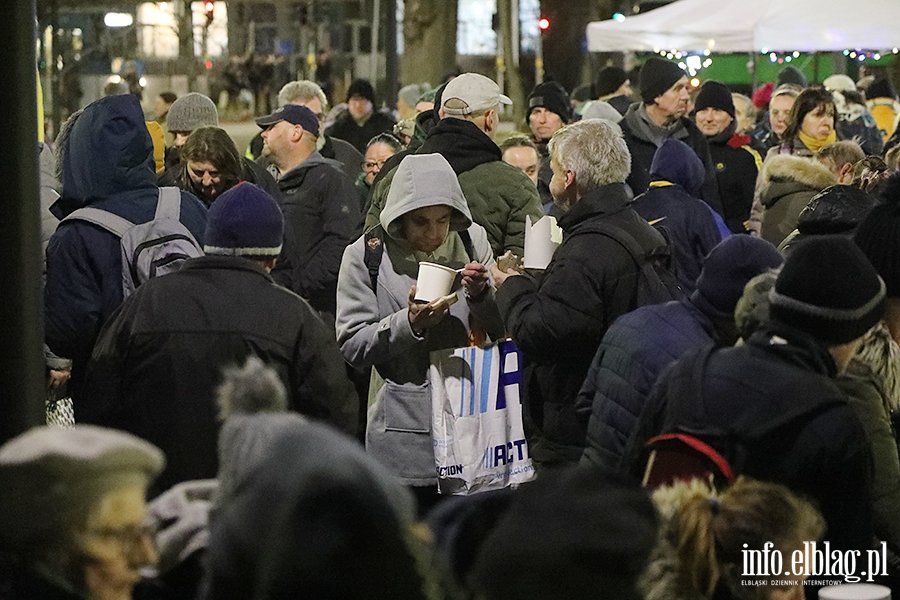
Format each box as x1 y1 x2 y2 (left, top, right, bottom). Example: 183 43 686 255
569 219 685 307
363 225 475 291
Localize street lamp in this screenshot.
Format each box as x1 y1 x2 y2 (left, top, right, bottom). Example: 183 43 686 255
536 17 549 84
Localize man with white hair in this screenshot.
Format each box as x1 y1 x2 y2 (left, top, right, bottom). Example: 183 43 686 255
491 119 671 467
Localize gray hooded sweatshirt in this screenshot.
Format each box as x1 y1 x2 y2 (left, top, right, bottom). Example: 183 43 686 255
335 153 503 486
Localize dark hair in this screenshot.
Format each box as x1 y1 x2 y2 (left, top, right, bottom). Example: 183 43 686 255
179 127 243 191
366 132 403 153
158 91 177 104
782 86 835 143
498 135 538 153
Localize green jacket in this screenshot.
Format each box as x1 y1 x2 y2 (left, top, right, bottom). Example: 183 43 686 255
364 122 543 258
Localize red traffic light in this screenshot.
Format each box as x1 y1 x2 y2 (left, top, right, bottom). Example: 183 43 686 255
538 17 550 31
204 1 214 12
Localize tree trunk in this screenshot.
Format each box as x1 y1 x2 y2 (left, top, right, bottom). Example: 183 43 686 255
176 0 197 86
401 0 458 86
538 0 615 93
498 0 525 125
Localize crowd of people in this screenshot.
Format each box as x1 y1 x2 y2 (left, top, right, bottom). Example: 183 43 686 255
8 56 900 600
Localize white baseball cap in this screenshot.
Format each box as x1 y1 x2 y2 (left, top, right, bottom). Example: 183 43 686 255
441 73 512 116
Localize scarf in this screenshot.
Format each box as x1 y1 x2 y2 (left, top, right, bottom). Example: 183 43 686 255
798 129 837 153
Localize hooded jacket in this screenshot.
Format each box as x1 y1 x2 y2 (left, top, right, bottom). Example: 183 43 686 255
335 153 503 486
270 151 361 318
755 154 838 246
631 139 724 291
364 118 543 257
44 95 207 398
495 183 667 465
620 103 724 216
81 255 358 495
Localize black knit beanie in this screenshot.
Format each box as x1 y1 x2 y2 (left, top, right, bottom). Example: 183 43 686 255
854 172 900 296
769 236 885 345
867 77 897 101
639 57 686 104
526 81 572 124
347 78 376 104
694 80 735 118
777 66 809 88
595 66 628 97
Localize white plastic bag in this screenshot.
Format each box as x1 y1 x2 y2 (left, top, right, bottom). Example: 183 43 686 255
430 339 536 495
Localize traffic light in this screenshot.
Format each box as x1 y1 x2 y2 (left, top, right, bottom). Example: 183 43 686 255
538 17 550 31
204 1 214 24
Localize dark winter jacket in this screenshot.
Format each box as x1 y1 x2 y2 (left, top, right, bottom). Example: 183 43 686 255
577 297 725 470
778 184 878 253
620 103 723 216
631 139 724 291
707 126 763 233
44 94 207 400
756 154 838 246
365 118 543 257
81 256 358 495
325 110 397 154
624 323 876 555
496 183 668 465
270 151 360 318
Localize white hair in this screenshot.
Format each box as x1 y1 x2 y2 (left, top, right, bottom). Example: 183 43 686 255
277 80 328 111
548 118 631 195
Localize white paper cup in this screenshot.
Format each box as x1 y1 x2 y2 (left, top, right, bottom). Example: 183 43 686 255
415 262 457 303
819 584 891 600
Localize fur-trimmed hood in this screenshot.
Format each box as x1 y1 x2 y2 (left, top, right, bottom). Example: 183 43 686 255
759 155 838 207
849 322 900 413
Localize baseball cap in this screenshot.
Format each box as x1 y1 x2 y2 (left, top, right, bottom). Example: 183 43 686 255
441 73 512 116
255 104 320 136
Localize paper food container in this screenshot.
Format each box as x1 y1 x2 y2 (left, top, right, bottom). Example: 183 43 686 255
415 262 458 303
523 214 562 270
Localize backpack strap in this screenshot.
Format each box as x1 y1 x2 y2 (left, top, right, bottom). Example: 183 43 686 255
363 225 386 291
458 228 475 263
62 207 134 238
363 226 477 291
155 187 182 220
574 220 671 301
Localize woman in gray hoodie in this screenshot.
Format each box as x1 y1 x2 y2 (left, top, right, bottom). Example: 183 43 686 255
336 153 504 507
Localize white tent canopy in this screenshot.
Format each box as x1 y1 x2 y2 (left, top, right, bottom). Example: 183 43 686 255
586 0 900 53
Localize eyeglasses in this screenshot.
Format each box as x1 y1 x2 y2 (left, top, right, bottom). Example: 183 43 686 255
85 523 157 555
363 159 388 172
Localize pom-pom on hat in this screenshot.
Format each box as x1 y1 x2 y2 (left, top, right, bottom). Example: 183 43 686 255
203 182 284 257
769 236 885 345
166 92 219 132
639 57 687 104
694 80 735 118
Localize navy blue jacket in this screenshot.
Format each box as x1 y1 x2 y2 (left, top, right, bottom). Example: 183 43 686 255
577 296 721 470
44 95 207 398
631 138 724 292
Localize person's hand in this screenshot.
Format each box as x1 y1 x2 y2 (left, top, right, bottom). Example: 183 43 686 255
408 286 450 336
461 261 489 299
490 263 521 287
48 369 70 389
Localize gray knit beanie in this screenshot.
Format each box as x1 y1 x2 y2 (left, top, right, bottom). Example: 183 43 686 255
167 92 219 132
